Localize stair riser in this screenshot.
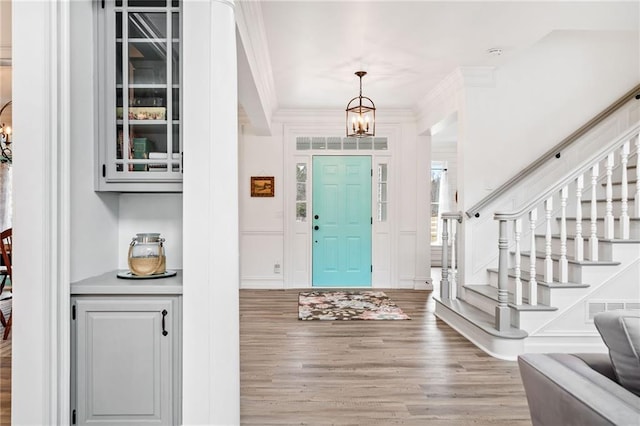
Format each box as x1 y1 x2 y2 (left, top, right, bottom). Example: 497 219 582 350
595 182 638 199
564 219 640 239
462 288 498 316
486 271 550 305
533 236 612 261
518 255 582 283
580 200 637 217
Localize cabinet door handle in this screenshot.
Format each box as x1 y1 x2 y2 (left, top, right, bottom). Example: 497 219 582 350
161 309 168 336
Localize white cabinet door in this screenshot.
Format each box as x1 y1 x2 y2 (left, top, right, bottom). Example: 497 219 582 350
72 297 179 425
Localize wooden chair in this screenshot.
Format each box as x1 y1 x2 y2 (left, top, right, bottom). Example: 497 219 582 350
0 228 12 339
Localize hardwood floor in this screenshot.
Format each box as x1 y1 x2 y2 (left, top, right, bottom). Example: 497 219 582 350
0 299 10 426
0 290 533 425
240 289 532 425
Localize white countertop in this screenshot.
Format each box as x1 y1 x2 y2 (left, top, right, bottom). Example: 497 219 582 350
71 270 183 295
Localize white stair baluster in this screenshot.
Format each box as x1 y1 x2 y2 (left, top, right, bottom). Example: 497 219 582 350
620 141 630 239
544 197 553 284
514 218 522 305
450 219 457 300
529 208 538 306
604 153 614 239
589 164 599 261
559 186 569 283
575 174 584 262
635 136 640 218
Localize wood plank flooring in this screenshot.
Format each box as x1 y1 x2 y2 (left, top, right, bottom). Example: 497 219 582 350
0 298 10 426
240 289 532 425
0 290 533 425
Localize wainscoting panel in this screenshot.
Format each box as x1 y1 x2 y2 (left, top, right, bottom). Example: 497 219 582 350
240 232 284 289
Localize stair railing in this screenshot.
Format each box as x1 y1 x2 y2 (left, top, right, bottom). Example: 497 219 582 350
441 211 462 300
467 84 640 219
492 123 639 332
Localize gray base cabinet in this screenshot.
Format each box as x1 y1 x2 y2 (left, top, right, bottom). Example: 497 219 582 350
71 272 182 425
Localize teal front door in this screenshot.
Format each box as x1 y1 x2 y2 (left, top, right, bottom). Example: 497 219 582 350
312 156 372 287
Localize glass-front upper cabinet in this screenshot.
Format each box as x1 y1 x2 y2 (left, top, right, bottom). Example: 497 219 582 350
97 0 182 192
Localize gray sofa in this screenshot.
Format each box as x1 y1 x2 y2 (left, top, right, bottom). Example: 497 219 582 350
518 310 640 426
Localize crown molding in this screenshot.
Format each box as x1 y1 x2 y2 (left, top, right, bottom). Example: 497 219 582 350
235 0 277 135
272 108 416 124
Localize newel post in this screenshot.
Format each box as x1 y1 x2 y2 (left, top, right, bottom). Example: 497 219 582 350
495 218 511 331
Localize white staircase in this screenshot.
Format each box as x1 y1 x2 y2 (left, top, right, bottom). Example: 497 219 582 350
435 113 640 360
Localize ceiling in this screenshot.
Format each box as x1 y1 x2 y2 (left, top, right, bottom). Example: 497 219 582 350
258 1 639 111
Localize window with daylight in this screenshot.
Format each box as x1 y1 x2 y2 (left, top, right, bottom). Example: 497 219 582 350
296 163 307 222
431 161 447 244
376 164 388 221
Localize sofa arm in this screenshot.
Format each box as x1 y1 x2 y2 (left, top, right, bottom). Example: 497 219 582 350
518 353 640 426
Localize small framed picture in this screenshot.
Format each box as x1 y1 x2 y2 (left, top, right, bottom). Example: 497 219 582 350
251 176 275 197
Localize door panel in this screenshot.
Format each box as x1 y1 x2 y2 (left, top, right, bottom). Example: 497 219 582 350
312 156 371 287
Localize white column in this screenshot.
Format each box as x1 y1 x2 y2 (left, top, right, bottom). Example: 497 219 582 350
183 1 240 424
12 1 72 424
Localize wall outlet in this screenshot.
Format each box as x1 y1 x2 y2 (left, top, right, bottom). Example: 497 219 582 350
274 262 281 274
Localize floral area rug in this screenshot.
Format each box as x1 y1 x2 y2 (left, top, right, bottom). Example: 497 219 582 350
298 290 410 320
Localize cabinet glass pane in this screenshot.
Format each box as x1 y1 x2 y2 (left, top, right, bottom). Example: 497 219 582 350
128 42 167 84
172 124 180 154
116 42 123 85
128 87 167 109
116 124 126 160
129 124 167 157
172 0 179 7
172 88 179 120
172 42 180 83
116 12 123 38
172 12 179 39
129 12 167 39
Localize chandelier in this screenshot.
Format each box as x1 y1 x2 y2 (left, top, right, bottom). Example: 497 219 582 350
0 101 12 163
346 71 375 137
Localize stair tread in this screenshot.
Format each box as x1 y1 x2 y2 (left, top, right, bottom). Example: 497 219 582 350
486 267 590 288
464 284 558 311
434 297 528 339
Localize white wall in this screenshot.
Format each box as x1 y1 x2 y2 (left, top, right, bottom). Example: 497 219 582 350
462 30 639 211
70 0 119 281
69 0 184 282
239 112 430 289
118 194 183 270
239 122 284 287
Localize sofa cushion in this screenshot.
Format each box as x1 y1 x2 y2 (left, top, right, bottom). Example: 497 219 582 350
594 310 640 397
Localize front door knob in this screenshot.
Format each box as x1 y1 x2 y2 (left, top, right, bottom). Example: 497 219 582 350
314 225 319 230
